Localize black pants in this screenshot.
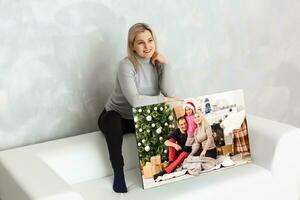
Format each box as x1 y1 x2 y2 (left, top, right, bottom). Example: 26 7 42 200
97 109 135 169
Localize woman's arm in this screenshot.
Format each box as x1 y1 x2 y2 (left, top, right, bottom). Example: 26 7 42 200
117 61 164 107
157 63 175 97
189 128 200 156
200 126 215 157
190 142 201 156
152 52 174 97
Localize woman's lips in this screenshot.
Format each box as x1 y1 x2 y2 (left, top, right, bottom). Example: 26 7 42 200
144 49 152 53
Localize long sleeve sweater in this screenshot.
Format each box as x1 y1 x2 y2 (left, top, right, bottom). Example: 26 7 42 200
190 124 216 156
105 56 174 119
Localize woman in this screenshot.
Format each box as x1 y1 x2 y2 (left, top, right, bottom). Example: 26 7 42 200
98 23 178 193
189 112 217 159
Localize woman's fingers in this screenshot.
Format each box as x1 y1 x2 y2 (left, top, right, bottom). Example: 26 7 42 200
151 52 167 65
151 52 159 65
165 96 183 102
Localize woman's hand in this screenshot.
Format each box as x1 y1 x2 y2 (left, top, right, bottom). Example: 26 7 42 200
187 152 194 158
164 96 183 102
151 52 167 65
200 151 206 158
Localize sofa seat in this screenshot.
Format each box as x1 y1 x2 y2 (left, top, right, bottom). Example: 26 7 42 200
72 164 285 200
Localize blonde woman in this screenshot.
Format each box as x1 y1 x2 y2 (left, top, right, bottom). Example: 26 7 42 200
97 23 179 193
189 112 217 159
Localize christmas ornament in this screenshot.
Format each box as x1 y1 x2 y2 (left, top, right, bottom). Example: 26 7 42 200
145 146 150 152
146 115 152 121
156 128 162 134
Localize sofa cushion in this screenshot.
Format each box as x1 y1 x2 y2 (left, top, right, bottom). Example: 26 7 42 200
71 163 286 200
5 132 139 185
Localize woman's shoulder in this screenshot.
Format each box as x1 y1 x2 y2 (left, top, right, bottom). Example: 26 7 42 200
120 57 132 65
118 57 135 73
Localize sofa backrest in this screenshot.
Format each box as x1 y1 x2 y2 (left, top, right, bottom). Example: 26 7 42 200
30 132 139 184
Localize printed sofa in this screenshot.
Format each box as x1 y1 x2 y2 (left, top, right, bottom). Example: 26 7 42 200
0 114 300 200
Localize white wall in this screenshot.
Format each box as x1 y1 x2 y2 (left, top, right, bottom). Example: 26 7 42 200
0 0 299 150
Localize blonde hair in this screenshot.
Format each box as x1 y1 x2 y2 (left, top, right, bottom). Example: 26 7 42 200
127 23 158 71
194 112 209 127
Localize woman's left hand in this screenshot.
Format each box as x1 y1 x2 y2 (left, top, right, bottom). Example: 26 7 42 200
164 96 183 102
200 151 206 158
151 52 167 65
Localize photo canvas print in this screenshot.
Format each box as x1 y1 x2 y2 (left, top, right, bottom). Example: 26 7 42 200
132 89 252 189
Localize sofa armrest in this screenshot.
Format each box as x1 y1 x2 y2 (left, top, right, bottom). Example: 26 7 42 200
0 151 83 200
247 114 300 197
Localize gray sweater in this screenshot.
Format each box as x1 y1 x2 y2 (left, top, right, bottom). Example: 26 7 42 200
105 56 174 119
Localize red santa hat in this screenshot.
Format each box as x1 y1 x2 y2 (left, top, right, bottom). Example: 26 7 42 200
184 101 196 113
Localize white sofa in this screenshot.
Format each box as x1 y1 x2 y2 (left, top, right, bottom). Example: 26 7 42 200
0 114 299 200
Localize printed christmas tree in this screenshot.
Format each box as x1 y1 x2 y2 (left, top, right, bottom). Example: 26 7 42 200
133 102 175 164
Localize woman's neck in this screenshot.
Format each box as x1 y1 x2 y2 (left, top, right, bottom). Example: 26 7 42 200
135 54 151 64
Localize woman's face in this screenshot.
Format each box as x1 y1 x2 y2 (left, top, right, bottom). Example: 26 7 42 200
194 113 202 125
132 30 156 59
